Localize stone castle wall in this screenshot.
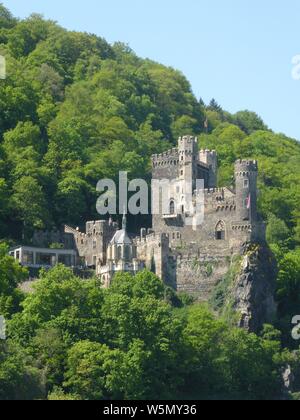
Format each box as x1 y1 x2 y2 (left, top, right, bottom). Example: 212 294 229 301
170 248 233 299
149 139 264 298
32 230 75 250
152 149 180 180
65 221 117 267
135 231 170 283
31 137 266 303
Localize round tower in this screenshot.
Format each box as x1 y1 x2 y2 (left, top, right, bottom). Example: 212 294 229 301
235 160 258 222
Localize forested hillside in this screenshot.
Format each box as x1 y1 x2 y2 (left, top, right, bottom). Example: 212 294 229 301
0 5 300 245
1 5 300 400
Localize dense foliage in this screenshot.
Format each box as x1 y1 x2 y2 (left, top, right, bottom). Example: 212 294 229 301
0 6 299 242
0 265 295 400
0 5 207 238
1 5 300 400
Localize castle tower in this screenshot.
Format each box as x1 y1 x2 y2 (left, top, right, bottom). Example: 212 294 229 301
235 160 258 222
178 136 198 186
178 136 198 214
199 149 218 188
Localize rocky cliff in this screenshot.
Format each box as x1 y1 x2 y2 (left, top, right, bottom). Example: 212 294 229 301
231 244 277 333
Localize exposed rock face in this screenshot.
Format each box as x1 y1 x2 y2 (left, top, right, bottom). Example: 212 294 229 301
232 244 277 333
282 365 295 393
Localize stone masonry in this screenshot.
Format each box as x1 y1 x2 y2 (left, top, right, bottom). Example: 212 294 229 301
56 135 267 303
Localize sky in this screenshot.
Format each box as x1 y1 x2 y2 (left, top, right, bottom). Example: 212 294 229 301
2 0 300 140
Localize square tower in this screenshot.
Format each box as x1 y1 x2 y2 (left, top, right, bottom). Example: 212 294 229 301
178 136 199 191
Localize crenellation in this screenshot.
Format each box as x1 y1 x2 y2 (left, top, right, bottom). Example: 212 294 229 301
30 134 265 300
149 134 264 297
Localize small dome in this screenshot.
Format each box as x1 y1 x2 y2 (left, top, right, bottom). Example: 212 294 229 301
110 229 132 245
110 212 132 245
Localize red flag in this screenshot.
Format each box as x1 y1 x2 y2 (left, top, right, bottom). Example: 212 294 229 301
246 193 251 210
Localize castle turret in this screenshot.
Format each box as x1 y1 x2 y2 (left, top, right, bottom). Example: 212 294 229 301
199 149 218 188
178 135 199 201
235 160 258 222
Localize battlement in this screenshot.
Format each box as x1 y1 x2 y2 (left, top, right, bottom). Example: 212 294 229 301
136 230 169 245
65 225 82 236
235 159 258 173
178 136 198 158
152 148 179 167
60 135 263 299
65 219 118 242
178 135 198 146
86 220 118 233
152 137 218 176
199 149 217 157
194 187 234 198
203 187 225 194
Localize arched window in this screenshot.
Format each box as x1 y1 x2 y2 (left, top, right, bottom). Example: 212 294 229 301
117 246 122 260
124 245 131 261
169 200 175 215
215 221 226 240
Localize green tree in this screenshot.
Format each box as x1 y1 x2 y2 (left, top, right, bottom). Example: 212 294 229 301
233 110 268 134
266 214 290 245
29 328 67 390
0 340 44 400
0 243 27 317
218 328 281 399
64 341 124 400
171 115 198 139
0 4 16 32
277 250 300 319
11 176 49 235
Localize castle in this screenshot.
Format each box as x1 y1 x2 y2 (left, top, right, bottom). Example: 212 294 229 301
63 135 265 298
18 135 266 299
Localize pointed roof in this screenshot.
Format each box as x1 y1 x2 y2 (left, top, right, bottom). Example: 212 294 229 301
110 212 132 245
122 211 127 231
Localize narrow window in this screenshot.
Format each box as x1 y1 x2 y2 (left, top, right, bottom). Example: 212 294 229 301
117 246 122 260
215 221 226 240
169 200 175 215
